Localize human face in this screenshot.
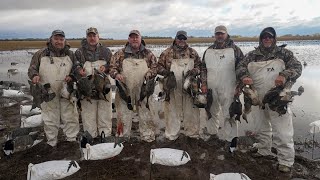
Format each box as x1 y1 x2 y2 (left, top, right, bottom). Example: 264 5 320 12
215 32 227 43
87 33 99 46
261 33 274 48
175 35 187 47
51 35 65 49
128 34 141 50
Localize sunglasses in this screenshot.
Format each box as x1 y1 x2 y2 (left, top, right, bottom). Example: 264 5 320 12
262 34 274 39
215 32 225 36
177 36 187 41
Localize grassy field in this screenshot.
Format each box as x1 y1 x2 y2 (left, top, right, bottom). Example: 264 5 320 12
0 36 319 51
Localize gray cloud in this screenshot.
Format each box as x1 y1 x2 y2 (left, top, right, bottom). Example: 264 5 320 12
0 0 172 10
0 0 318 39
206 0 234 8
249 3 272 10
289 10 295 15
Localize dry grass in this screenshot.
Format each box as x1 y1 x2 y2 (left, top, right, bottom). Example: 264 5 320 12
0 36 319 51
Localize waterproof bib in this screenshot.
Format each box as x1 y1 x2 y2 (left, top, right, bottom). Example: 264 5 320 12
204 48 235 88
122 58 149 100
83 60 106 76
248 59 285 98
39 56 72 94
171 58 194 88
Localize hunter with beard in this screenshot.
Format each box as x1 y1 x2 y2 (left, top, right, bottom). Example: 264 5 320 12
74 27 113 139
158 30 201 141
200 25 244 142
109 30 158 142
236 27 302 173
28 30 79 147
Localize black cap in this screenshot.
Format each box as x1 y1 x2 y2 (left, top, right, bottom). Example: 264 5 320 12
260 27 276 39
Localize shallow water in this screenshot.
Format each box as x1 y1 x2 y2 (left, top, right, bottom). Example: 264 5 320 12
1 40 319 159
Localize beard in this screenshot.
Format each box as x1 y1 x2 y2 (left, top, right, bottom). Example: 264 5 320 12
216 38 225 43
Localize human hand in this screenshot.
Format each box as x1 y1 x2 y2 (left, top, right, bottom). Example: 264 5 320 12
116 74 124 81
32 75 40 84
275 75 286 86
242 77 253 85
201 84 207 93
100 65 106 73
78 68 86 77
65 76 72 82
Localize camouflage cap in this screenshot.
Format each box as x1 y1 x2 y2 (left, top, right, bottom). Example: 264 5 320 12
51 30 65 37
86 27 98 35
129 30 141 36
176 30 187 38
215 25 227 34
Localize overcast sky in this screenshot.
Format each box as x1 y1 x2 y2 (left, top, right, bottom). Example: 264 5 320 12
0 0 319 39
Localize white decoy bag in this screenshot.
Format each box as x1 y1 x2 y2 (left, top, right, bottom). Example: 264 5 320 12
21 114 43 128
309 120 320 134
27 160 80 180
20 105 41 116
3 89 24 97
209 173 251 180
150 148 191 166
82 143 124 160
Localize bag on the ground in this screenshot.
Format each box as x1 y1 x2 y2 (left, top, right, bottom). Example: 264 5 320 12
309 120 320 134
82 143 124 160
21 114 43 128
209 173 251 180
20 105 41 116
27 160 80 180
3 89 24 97
150 148 191 166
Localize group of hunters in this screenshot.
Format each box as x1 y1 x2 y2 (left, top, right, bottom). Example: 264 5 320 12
27 25 302 173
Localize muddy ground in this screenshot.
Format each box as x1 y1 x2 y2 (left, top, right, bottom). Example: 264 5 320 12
0 98 320 180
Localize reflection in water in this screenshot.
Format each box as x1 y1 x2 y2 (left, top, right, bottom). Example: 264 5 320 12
0 40 320 159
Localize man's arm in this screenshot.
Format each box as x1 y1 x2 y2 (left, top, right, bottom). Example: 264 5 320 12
191 48 201 76
145 49 158 79
109 50 123 79
279 48 302 82
200 50 208 87
157 49 170 76
234 45 244 68
103 47 113 73
28 50 43 80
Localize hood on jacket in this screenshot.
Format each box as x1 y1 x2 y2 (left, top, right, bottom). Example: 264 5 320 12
259 27 277 52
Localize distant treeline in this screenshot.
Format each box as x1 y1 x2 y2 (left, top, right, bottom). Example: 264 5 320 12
230 34 320 38
142 36 173 39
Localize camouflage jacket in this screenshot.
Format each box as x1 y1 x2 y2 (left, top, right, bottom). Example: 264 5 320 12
236 45 302 82
74 39 112 73
28 40 76 79
157 44 201 76
109 43 157 79
201 37 244 86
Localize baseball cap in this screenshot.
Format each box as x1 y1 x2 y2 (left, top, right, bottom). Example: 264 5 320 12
51 30 65 37
215 25 227 34
262 30 275 37
86 27 98 35
129 30 141 36
175 30 187 38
